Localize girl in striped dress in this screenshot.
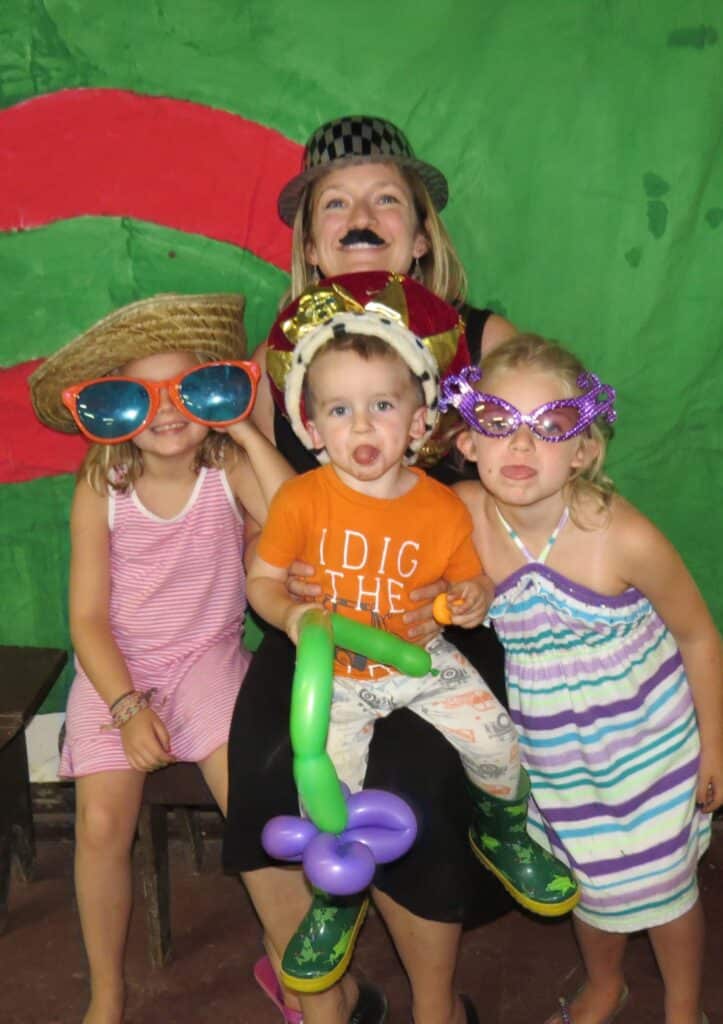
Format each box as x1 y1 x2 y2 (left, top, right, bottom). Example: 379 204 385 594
29 294 293 1024
442 335 721 1024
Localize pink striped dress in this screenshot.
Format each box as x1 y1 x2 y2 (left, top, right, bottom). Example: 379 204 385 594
60 467 250 777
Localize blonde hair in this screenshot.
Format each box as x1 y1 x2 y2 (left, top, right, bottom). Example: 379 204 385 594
80 433 233 495
479 334 615 524
288 164 467 305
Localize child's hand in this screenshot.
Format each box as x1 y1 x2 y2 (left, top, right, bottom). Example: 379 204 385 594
283 602 320 645
223 418 258 447
433 575 494 630
120 708 175 774
696 744 723 812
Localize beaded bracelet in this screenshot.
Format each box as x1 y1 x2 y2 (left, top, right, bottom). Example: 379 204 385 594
109 689 134 713
109 690 151 729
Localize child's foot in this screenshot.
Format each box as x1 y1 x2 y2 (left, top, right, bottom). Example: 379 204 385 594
81 988 124 1024
544 982 628 1024
82 1011 123 1024
280 890 369 992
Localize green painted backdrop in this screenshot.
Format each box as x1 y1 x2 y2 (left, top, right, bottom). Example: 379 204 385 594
1 2 720 729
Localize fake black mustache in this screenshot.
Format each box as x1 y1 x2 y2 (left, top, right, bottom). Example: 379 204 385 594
339 228 385 247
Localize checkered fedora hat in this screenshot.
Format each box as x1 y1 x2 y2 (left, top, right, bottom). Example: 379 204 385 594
277 115 449 226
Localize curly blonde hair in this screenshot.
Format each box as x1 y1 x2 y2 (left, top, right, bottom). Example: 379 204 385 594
478 334 615 524
288 164 467 305
80 432 234 496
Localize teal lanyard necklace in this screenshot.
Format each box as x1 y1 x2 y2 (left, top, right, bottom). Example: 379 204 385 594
494 505 569 565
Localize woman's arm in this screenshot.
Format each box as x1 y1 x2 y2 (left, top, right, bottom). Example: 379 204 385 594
615 500 723 810
480 313 517 357
69 479 173 771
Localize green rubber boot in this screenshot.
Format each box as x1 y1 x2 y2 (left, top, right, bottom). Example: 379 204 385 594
280 888 369 993
468 769 579 917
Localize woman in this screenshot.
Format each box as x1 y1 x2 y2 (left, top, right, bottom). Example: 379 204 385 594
224 114 517 1024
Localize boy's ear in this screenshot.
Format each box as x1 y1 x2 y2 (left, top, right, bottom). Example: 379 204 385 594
408 405 428 441
455 429 479 463
305 419 326 453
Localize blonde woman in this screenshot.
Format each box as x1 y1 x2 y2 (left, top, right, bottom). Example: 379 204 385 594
224 115 517 1024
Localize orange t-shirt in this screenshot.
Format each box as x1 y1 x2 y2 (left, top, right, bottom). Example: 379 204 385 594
257 465 482 679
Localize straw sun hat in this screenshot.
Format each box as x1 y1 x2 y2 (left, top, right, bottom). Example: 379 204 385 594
30 293 246 432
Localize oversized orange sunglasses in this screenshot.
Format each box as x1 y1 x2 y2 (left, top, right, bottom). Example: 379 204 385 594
62 360 260 444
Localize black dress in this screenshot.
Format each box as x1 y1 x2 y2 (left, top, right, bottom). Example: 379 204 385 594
223 307 512 925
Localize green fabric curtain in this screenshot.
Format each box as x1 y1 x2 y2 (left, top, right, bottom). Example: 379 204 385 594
1 0 720 716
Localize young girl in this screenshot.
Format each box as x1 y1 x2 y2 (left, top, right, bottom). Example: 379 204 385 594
29 293 293 1024
440 334 721 1024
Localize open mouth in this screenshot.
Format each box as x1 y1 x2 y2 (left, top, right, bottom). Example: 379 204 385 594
353 445 380 466
339 228 385 248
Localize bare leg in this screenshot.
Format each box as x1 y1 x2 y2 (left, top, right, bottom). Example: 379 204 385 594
75 770 146 1024
544 916 627 1024
648 900 704 1024
242 866 360 1024
197 743 230 815
373 887 465 1024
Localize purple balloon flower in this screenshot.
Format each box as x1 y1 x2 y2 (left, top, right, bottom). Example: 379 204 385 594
262 788 418 895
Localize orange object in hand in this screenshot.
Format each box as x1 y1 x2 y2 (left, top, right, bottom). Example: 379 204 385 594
433 592 467 624
432 592 453 625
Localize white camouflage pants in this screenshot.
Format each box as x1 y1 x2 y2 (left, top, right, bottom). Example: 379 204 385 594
327 635 520 797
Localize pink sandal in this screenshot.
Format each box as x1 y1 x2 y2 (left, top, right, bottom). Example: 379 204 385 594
254 955 304 1024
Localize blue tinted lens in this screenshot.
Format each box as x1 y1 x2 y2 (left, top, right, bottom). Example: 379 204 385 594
76 380 150 440
179 364 252 423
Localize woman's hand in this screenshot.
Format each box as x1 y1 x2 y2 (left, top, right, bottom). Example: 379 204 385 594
404 578 447 645
120 708 175 773
287 560 322 601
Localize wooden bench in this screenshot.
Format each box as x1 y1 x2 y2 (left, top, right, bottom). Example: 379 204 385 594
30 763 221 967
1 644 221 964
0 644 67 933
137 761 219 967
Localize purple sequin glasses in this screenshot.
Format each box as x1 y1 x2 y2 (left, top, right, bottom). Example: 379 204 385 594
439 366 617 442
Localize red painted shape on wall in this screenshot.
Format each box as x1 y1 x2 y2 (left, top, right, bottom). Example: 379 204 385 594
1 89 308 483
0 360 88 483
0 88 298 270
